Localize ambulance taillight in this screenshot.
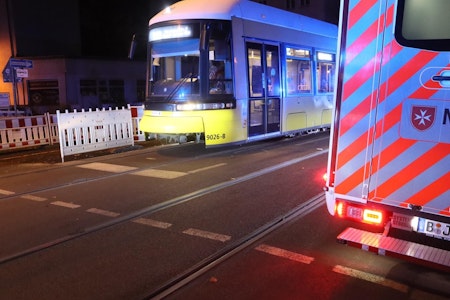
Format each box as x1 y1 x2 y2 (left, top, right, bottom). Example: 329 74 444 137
335 201 386 226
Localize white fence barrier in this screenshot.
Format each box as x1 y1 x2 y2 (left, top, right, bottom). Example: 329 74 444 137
0 113 58 150
0 106 144 161
57 107 134 162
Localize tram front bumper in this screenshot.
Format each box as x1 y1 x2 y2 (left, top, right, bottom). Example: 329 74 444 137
139 111 204 134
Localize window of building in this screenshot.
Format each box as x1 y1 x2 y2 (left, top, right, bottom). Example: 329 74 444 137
286 47 312 95
28 80 59 106
287 0 296 10
136 80 146 102
108 80 125 104
80 79 125 105
80 79 97 96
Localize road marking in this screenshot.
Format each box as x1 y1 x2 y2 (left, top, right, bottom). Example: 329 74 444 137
86 208 120 217
133 218 172 229
132 169 186 179
255 244 315 264
332 265 409 293
188 163 227 174
77 162 137 173
0 189 15 196
51 201 81 209
21 194 47 202
183 228 231 242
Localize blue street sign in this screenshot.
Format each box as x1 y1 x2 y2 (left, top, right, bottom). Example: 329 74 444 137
9 58 33 69
2 65 12 83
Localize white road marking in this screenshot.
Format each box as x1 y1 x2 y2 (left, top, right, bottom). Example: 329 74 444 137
332 265 409 293
51 201 81 209
86 208 120 217
255 244 315 264
77 162 137 173
188 163 227 174
133 218 172 229
0 189 15 196
132 169 186 179
21 194 47 202
183 228 231 242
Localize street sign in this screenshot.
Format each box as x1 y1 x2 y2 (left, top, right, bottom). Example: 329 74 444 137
9 58 33 69
2 65 12 83
15 68 28 78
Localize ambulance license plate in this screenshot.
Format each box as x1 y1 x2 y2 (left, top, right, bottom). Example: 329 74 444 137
416 218 450 240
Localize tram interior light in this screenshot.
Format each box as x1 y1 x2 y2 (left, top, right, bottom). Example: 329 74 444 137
317 52 333 61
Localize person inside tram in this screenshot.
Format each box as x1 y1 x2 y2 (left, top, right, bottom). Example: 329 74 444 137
209 61 225 94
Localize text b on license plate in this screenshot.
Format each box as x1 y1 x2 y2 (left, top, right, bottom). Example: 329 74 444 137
415 218 450 240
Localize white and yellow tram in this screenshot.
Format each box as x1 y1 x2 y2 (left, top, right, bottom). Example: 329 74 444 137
140 0 337 146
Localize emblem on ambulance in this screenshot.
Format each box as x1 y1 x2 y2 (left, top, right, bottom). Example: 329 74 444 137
411 105 436 131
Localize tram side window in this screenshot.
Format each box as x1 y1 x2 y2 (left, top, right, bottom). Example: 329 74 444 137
248 47 263 97
286 47 312 95
316 52 335 94
208 23 233 94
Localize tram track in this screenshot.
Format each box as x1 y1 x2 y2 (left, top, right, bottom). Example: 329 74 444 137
145 193 325 299
0 139 328 267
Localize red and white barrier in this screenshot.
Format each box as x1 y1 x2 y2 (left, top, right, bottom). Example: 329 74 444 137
128 104 145 141
0 114 57 150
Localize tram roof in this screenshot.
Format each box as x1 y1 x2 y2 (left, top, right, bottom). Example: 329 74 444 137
149 0 336 38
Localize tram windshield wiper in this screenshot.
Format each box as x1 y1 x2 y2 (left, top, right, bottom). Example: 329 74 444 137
165 73 197 102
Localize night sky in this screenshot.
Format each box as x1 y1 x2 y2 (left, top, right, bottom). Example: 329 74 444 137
79 0 178 59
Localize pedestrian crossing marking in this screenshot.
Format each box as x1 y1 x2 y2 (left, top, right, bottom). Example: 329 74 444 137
51 201 80 209
183 228 231 242
0 189 15 196
86 208 120 217
133 218 172 229
21 194 47 202
77 162 137 173
132 169 186 179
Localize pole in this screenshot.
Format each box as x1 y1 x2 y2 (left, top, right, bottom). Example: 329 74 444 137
12 67 18 115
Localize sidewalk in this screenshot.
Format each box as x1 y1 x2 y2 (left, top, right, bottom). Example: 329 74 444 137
0 140 163 175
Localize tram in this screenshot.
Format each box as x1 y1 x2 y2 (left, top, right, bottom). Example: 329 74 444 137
140 0 337 146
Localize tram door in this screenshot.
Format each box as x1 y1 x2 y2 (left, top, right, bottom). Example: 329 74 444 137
247 42 281 137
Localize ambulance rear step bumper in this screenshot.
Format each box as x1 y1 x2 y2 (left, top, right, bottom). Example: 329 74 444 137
337 227 450 271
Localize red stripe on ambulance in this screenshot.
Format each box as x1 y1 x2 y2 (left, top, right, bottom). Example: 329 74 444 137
348 0 378 29
400 172 450 208
370 143 448 200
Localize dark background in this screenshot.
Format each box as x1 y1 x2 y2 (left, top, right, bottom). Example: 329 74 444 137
8 0 338 59
9 0 178 59
80 0 178 59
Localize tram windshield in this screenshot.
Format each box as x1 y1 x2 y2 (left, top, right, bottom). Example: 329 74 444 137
148 21 233 102
150 37 200 100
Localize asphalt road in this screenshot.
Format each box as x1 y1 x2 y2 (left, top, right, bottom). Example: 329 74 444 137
0 134 448 300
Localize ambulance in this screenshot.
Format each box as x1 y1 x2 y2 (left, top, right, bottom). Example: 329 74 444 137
325 0 449 270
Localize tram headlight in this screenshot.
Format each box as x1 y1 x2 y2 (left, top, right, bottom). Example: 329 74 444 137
176 102 233 111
